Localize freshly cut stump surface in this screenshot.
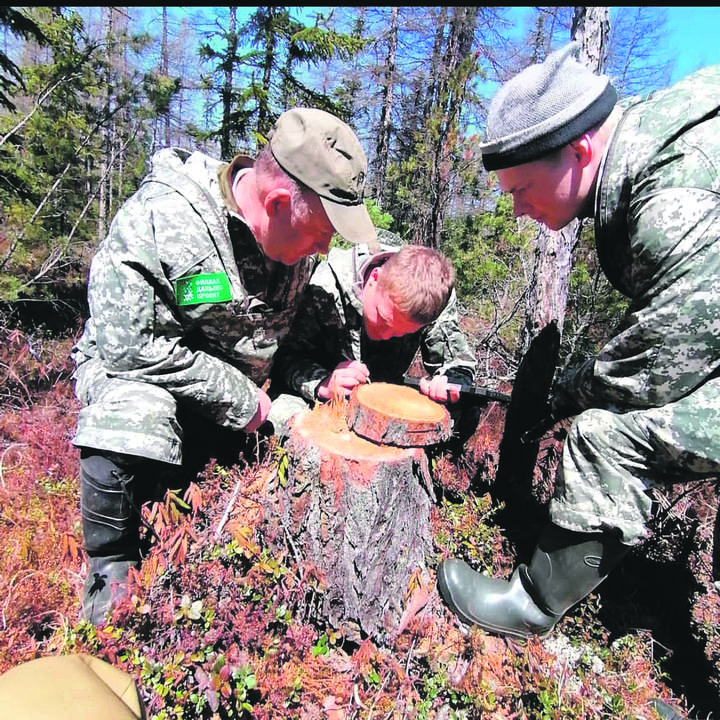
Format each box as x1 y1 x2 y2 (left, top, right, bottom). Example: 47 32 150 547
280 403 434 642
347 382 452 447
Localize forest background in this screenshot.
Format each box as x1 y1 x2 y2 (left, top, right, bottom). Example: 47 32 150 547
0 5 686 356
1 6 719 720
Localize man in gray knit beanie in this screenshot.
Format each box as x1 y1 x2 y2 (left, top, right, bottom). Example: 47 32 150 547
474 42 622 231
479 42 617 172
438 41 720 656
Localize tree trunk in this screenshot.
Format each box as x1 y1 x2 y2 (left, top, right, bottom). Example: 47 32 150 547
161 6 170 148
372 6 398 207
277 395 438 643
220 6 237 159
520 223 575 355
347 382 452 447
572 6 610 73
415 7 478 248
96 6 114 244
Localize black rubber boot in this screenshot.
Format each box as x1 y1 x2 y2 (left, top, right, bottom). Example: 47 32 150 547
79 450 142 626
437 524 628 638
83 555 141 626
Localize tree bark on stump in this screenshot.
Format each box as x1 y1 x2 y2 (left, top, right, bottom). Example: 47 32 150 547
278 389 442 643
347 382 452 447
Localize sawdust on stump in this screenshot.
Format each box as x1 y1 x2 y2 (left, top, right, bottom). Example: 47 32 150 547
279 400 435 643
347 382 452 447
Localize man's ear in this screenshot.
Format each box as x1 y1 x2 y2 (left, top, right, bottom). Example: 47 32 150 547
264 188 292 218
570 134 593 166
366 266 381 287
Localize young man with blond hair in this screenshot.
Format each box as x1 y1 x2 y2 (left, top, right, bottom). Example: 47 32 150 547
271 230 477 427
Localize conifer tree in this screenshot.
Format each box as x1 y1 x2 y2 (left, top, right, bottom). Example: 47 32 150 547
385 7 480 248
0 7 46 111
197 6 364 155
0 7 152 305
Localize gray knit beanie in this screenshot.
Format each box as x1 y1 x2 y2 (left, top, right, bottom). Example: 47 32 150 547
480 42 617 171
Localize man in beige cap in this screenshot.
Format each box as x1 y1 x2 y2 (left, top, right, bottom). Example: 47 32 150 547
71 108 377 625
438 43 720 645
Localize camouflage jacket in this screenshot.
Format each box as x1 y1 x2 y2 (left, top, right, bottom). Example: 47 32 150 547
272 236 477 403
73 148 316 432
556 65 720 414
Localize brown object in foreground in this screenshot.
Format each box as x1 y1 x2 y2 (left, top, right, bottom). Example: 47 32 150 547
347 381 452 447
279 402 434 643
0 654 145 719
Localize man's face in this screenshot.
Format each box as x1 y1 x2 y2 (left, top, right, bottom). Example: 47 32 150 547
496 149 585 231
262 192 335 265
362 268 424 341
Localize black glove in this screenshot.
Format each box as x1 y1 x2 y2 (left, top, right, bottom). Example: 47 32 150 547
519 405 558 445
519 365 585 445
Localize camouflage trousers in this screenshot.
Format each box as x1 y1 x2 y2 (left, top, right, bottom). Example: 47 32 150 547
73 357 249 472
550 377 720 545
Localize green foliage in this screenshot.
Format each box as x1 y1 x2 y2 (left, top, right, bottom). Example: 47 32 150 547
383 8 483 247
289 25 365 63
197 6 364 155
367 199 393 230
442 194 525 299
433 493 506 574
0 7 46 110
142 72 182 117
416 670 473 720
326 199 393 252
0 8 157 303
440 192 533 355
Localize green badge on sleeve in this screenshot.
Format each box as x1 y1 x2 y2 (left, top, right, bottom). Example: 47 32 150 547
175 272 232 306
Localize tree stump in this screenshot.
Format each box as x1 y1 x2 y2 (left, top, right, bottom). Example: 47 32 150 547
279 389 441 643
347 382 452 447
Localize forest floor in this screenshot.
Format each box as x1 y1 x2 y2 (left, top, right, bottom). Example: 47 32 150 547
0 326 718 720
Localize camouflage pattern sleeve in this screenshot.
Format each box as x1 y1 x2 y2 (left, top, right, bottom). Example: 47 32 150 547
561 187 720 413
563 67 720 414
87 186 260 431
419 289 477 386
272 256 360 403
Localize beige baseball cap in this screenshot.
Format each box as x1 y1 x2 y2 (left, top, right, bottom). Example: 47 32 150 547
269 108 377 249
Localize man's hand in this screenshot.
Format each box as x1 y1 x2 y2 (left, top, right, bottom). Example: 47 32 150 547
244 387 272 433
419 375 461 404
317 359 370 401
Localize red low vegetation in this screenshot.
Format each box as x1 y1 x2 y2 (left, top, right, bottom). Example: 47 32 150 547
0 327 709 719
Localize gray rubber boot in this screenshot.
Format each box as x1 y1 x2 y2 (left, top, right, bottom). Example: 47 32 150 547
650 698 693 720
437 524 628 638
79 451 142 625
